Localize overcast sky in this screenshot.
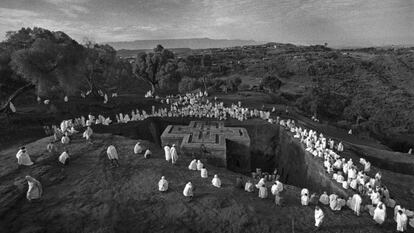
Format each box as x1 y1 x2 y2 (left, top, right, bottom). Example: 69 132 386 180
0 0 413 46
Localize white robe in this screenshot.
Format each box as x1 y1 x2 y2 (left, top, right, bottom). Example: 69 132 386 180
27 179 42 200
196 161 204 171
158 178 168 192
106 146 118 159
16 150 33 166
373 205 386 224
170 147 178 164
188 160 197 170
258 186 268 199
83 128 93 140
396 213 408 232
164 146 171 160
352 194 362 216
256 178 266 189
201 168 208 178
319 194 329 205
301 188 309 197
314 209 324 227
59 151 69 164
212 177 221 188
301 195 309 206
61 136 70 144
144 149 151 158
245 182 254 192
134 143 143 154
9 102 16 112
183 183 193 197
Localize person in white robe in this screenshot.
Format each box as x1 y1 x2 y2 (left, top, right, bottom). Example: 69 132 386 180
200 168 208 178
319 192 329 205
337 142 344 152
61 134 70 144
183 182 194 200
163 145 171 160
212 174 221 188
396 210 408 232
59 150 70 165
16 147 34 166
373 203 386 225
188 159 197 170
301 188 309 197
196 160 204 171
258 184 268 199
170 144 178 164
26 176 42 201
301 192 310 206
245 180 254 192
329 194 341 211
68 126 78 135
83 127 93 142
352 193 362 216
144 149 152 159
256 177 266 189
9 102 16 113
271 180 283 195
314 206 324 228
134 142 144 154
104 94 108 104
158 176 168 192
64 96 68 102
371 191 381 205
106 145 119 167
47 143 55 153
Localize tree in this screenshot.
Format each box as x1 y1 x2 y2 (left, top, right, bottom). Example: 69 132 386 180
261 75 282 93
83 40 118 97
133 44 178 93
1 28 84 113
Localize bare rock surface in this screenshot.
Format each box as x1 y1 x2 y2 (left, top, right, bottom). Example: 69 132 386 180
0 133 411 233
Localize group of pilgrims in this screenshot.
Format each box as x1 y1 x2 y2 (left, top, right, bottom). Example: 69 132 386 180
14 90 413 231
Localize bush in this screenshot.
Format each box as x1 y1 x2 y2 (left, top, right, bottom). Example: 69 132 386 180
178 77 202 93
239 83 250 91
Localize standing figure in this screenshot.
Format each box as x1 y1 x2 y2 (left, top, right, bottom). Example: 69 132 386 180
59 150 70 165
158 176 168 192
163 144 171 161
25 176 42 201
106 145 119 167
314 206 324 228
170 144 178 165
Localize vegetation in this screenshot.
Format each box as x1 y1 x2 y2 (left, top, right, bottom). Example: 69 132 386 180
0 27 138 113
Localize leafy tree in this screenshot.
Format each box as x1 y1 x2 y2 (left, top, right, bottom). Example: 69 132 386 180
261 75 282 93
133 44 179 93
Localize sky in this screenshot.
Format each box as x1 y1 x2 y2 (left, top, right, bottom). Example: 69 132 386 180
0 0 413 47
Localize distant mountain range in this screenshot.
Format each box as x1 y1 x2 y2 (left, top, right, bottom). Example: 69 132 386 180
106 38 263 50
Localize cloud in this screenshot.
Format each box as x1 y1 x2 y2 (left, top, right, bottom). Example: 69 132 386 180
59 4 89 17
214 17 237 26
41 0 90 17
42 0 89 4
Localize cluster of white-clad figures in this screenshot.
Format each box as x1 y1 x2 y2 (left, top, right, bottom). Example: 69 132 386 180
15 90 412 231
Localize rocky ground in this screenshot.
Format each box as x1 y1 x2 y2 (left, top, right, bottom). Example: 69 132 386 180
0 132 413 233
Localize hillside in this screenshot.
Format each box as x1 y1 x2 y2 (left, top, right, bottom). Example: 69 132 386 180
178 44 414 152
107 38 262 50
0 133 402 233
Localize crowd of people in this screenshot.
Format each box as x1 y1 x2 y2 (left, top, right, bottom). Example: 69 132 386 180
15 90 413 231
